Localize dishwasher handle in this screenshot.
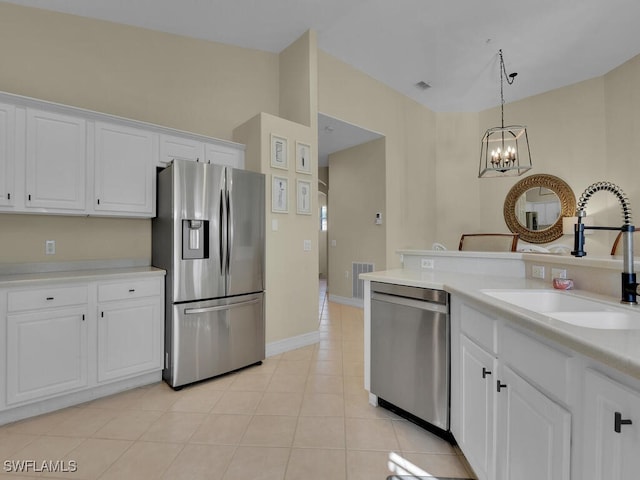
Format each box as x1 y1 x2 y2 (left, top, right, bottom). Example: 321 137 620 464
371 292 449 314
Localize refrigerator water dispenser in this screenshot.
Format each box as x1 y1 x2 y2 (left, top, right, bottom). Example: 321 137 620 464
182 219 209 259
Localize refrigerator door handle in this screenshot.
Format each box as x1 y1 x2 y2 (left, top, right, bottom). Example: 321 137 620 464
219 188 226 275
226 187 233 276
184 298 261 315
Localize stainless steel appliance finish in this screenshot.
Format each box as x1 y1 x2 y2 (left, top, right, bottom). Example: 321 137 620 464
152 159 265 388
370 281 450 431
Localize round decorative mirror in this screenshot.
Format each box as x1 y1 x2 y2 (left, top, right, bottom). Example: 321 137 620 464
503 174 576 244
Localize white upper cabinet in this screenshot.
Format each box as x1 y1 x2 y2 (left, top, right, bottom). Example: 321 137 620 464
0 103 15 208
159 134 205 167
93 121 156 216
205 141 244 168
0 91 246 218
158 134 245 169
25 108 86 211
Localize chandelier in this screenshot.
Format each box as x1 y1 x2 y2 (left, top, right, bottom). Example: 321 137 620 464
478 50 532 178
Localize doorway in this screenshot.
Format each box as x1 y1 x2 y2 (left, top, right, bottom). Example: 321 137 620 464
317 113 385 308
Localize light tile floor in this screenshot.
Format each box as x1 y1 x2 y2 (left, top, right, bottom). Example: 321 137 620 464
0 296 475 479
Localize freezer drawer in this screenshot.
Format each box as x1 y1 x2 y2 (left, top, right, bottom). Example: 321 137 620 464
166 292 264 388
370 288 450 431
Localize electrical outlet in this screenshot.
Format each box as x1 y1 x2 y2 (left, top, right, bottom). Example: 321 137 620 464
551 268 567 279
303 240 312 251
421 258 434 269
45 240 56 255
532 265 545 279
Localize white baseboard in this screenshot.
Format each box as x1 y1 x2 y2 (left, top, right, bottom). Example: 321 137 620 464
266 330 321 357
328 294 364 308
0 371 161 426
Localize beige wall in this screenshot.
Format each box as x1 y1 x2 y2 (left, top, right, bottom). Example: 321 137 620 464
0 2 279 264
234 113 318 343
279 30 317 128
0 3 279 140
469 77 613 255
0 214 149 263
318 51 438 269
434 112 481 249
328 138 386 298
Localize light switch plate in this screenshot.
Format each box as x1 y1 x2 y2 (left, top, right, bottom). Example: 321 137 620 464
421 258 434 269
45 240 56 255
303 240 311 251
551 268 567 279
532 265 545 279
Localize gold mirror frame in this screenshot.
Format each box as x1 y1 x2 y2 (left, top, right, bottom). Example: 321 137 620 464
503 174 576 244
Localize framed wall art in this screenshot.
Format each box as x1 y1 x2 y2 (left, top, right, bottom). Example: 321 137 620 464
296 179 312 215
272 175 288 213
295 141 311 174
270 134 288 170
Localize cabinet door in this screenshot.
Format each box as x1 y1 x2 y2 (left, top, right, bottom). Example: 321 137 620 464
25 108 86 211
205 142 244 168
97 298 162 382
583 369 640 480
0 102 15 207
459 335 497 480
94 121 155 216
496 365 571 480
159 134 204 167
7 307 88 405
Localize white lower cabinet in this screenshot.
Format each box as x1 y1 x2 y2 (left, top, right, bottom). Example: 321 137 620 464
496 364 571 480
1 272 164 415
458 335 497 480
97 278 163 382
452 296 571 480
7 306 88 405
582 369 640 480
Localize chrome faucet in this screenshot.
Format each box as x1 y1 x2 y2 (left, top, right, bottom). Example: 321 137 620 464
571 181 638 305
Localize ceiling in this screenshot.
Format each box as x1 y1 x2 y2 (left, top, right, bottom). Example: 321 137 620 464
5 0 640 166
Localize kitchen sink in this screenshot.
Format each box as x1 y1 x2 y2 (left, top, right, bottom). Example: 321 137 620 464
481 289 640 330
546 311 640 330
481 289 607 313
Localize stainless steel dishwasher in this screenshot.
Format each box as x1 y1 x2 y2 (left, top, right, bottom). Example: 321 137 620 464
370 281 451 436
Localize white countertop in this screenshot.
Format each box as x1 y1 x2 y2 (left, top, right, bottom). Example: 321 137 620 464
362 268 640 381
0 266 165 287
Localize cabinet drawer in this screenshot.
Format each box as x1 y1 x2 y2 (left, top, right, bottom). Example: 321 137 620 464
460 302 497 354
98 278 161 302
501 325 571 403
8 285 88 312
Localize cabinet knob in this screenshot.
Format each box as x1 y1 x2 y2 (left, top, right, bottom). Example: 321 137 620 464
614 411 633 433
497 380 507 392
482 367 492 379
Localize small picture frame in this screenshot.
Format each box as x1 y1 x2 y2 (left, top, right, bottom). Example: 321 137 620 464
295 141 312 174
296 179 312 215
272 176 288 213
270 134 288 170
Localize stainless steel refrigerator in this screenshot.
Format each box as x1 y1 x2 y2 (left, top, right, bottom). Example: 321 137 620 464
152 159 265 389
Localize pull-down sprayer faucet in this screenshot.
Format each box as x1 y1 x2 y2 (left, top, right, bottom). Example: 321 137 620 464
571 181 638 305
